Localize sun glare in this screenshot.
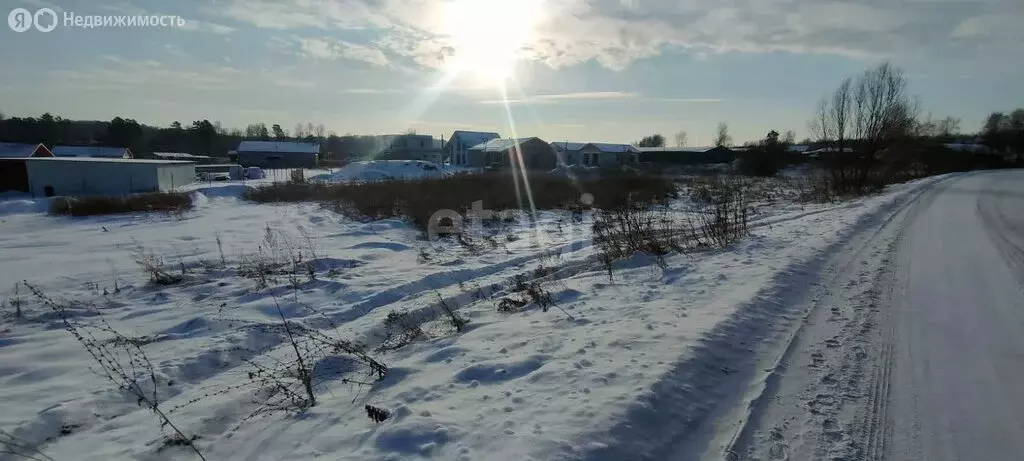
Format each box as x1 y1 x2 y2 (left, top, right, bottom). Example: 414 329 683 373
441 0 545 86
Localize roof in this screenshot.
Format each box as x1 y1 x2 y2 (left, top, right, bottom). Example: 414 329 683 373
23 157 193 165
152 152 212 160
0 142 50 158
804 147 855 154
551 142 587 151
52 146 131 158
552 142 640 153
944 143 990 152
590 143 639 153
468 137 539 152
638 146 726 153
788 145 811 153
449 131 500 148
236 141 320 154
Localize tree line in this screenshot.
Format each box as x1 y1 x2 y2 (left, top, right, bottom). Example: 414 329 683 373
0 113 383 162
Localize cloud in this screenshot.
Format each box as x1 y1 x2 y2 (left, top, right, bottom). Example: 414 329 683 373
480 91 639 104
299 37 393 66
341 88 405 94
49 58 244 91
655 98 723 103
214 0 1024 71
179 20 235 35
951 15 1024 39
296 37 390 66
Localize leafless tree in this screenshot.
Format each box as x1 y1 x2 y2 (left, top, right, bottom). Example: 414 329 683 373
713 122 732 147
936 116 961 136
293 123 306 139
809 62 918 193
674 130 688 147
782 130 796 145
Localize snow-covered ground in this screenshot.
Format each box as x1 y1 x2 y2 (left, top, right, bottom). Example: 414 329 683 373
0 173 964 461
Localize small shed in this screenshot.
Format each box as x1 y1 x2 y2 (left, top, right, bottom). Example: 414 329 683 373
236 141 320 169
22 158 195 197
467 138 557 170
0 142 54 158
52 146 134 159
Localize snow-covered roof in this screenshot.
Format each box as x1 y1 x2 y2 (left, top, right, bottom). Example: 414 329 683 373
236 141 320 154
52 146 132 158
0 142 51 158
804 147 854 154
449 131 500 149
638 146 724 153
468 138 538 152
24 157 192 164
788 145 811 153
152 152 212 160
944 143 990 153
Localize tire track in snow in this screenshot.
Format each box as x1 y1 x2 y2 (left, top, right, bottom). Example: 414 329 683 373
722 174 958 461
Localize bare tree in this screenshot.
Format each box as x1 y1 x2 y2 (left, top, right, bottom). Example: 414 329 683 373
674 130 688 147
293 123 306 139
713 122 732 147
313 124 326 140
782 130 796 145
936 116 960 137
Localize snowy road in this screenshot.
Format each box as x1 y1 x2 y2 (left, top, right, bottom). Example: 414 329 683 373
729 170 1024 461
888 170 1024 461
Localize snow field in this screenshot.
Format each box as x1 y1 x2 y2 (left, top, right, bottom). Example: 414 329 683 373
0 175 947 461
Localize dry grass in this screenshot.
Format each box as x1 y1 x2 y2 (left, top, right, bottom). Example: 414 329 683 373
49 192 192 217
244 172 677 233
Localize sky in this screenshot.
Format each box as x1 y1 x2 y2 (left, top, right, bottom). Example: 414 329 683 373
1 0 1022 146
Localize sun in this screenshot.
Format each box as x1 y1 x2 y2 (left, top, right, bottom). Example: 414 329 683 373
440 0 545 86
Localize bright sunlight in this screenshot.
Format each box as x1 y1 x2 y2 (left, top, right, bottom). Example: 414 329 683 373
440 0 546 86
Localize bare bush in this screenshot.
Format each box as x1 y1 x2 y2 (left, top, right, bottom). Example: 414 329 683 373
25 284 206 460
378 311 425 352
132 246 184 286
691 178 750 248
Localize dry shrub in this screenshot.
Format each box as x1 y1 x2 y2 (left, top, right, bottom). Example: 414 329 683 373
691 177 750 248
132 246 184 286
378 311 425 352
49 192 192 216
